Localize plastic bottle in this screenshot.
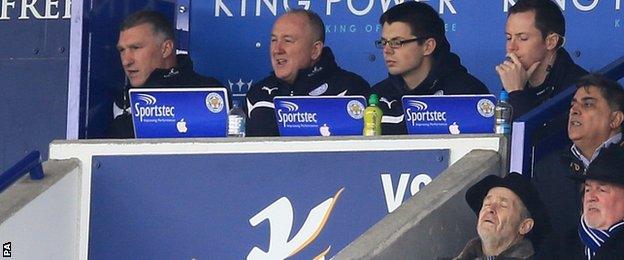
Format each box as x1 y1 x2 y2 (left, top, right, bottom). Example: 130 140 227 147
363 94 383 136
228 101 246 137
494 89 513 134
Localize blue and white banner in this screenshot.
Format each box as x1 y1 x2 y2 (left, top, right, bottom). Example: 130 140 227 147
189 1 624 104
402 95 496 135
89 149 449 259
129 88 229 138
274 96 366 136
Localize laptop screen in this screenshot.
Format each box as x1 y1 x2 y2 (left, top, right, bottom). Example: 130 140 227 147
129 87 229 138
273 96 366 136
402 95 496 135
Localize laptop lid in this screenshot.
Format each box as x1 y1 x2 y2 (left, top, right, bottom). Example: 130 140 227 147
129 87 229 138
402 95 496 135
273 96 366 136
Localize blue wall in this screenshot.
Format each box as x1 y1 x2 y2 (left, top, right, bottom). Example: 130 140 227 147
0 0 70 171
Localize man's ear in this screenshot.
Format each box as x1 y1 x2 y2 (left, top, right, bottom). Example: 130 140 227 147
518 218 534 235
423 38 436 56
610 110 624 130
545 33 561 51
311 40 324 61
161 39 175 59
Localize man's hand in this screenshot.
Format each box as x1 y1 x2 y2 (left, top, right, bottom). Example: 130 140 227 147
495 53 540 93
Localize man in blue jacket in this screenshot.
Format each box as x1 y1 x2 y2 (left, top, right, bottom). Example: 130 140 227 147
245 9 371 137
372 2 489 135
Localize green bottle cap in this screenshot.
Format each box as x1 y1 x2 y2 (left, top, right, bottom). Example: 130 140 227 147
368 94 379 106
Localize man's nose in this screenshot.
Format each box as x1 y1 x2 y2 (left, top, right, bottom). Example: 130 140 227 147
121 52 133 67
272 41 284 54
584 189 598 205
569 102 580 116
506 40 518 53
383 43 394 55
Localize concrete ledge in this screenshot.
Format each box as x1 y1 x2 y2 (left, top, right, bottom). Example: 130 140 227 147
0 158 81 225
334 149 501 259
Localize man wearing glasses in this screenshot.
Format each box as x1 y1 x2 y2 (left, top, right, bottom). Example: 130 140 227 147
245 9 371 136
371 2 489 135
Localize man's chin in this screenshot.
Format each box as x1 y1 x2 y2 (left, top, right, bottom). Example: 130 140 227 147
129 80 146 87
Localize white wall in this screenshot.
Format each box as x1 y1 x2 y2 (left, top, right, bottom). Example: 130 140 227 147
0 160 80 260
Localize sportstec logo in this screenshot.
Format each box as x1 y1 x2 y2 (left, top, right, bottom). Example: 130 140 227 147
405 100 447 126
276 101 318 127
133 94 176 122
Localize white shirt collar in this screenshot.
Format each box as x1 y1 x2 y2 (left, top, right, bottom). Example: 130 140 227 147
571 133 622 167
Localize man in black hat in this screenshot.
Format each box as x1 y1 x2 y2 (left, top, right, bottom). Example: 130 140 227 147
453 173 550 259
566 145 624 259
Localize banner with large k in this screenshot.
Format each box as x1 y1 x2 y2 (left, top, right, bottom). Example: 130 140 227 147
88 149 448 259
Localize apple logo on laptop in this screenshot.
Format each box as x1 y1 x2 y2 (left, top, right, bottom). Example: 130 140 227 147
176 119 188 133
320 124 331 136
449 122 460 135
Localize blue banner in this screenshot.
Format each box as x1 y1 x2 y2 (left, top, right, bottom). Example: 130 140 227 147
129 88 229 138
89 149 449 259
188 1 624 105
274 96 366 136
402 95 496 134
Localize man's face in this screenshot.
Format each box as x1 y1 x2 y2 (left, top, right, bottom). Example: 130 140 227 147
505 11 548 70
270 13 320 84
477 187 528 243
381 22 430 81
583 180 624 230
568 86 618 150
117 23 169 87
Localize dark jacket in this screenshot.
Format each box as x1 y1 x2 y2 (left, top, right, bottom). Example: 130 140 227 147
107 54 226 138
453 237 535 260
583 230 624 260
531 147 585 259
371 50 489 135
560 224 624 260
508 48 588 120
244 47 371 137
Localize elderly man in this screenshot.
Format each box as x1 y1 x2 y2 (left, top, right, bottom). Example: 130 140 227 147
567 145 624 258
454 173 550 259
372 2 489 135
496 0 587 119
532 74 624 257
107 10 227 138
244 9 371 136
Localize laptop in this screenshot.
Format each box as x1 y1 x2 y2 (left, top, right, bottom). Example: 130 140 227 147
129 87 229 138
273 96 367 136
401 95 496 135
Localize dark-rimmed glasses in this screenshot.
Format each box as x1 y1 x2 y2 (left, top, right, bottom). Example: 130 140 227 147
374 38 422 49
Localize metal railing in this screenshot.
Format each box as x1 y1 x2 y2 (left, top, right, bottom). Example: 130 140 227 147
0 151 45 193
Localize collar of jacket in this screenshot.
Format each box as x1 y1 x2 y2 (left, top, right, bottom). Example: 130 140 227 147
527 48 576 101
121 54 196 107
562 138 624 178
140 54 195 87
456 237 535 259
387 50 468 96
272 46 340 95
